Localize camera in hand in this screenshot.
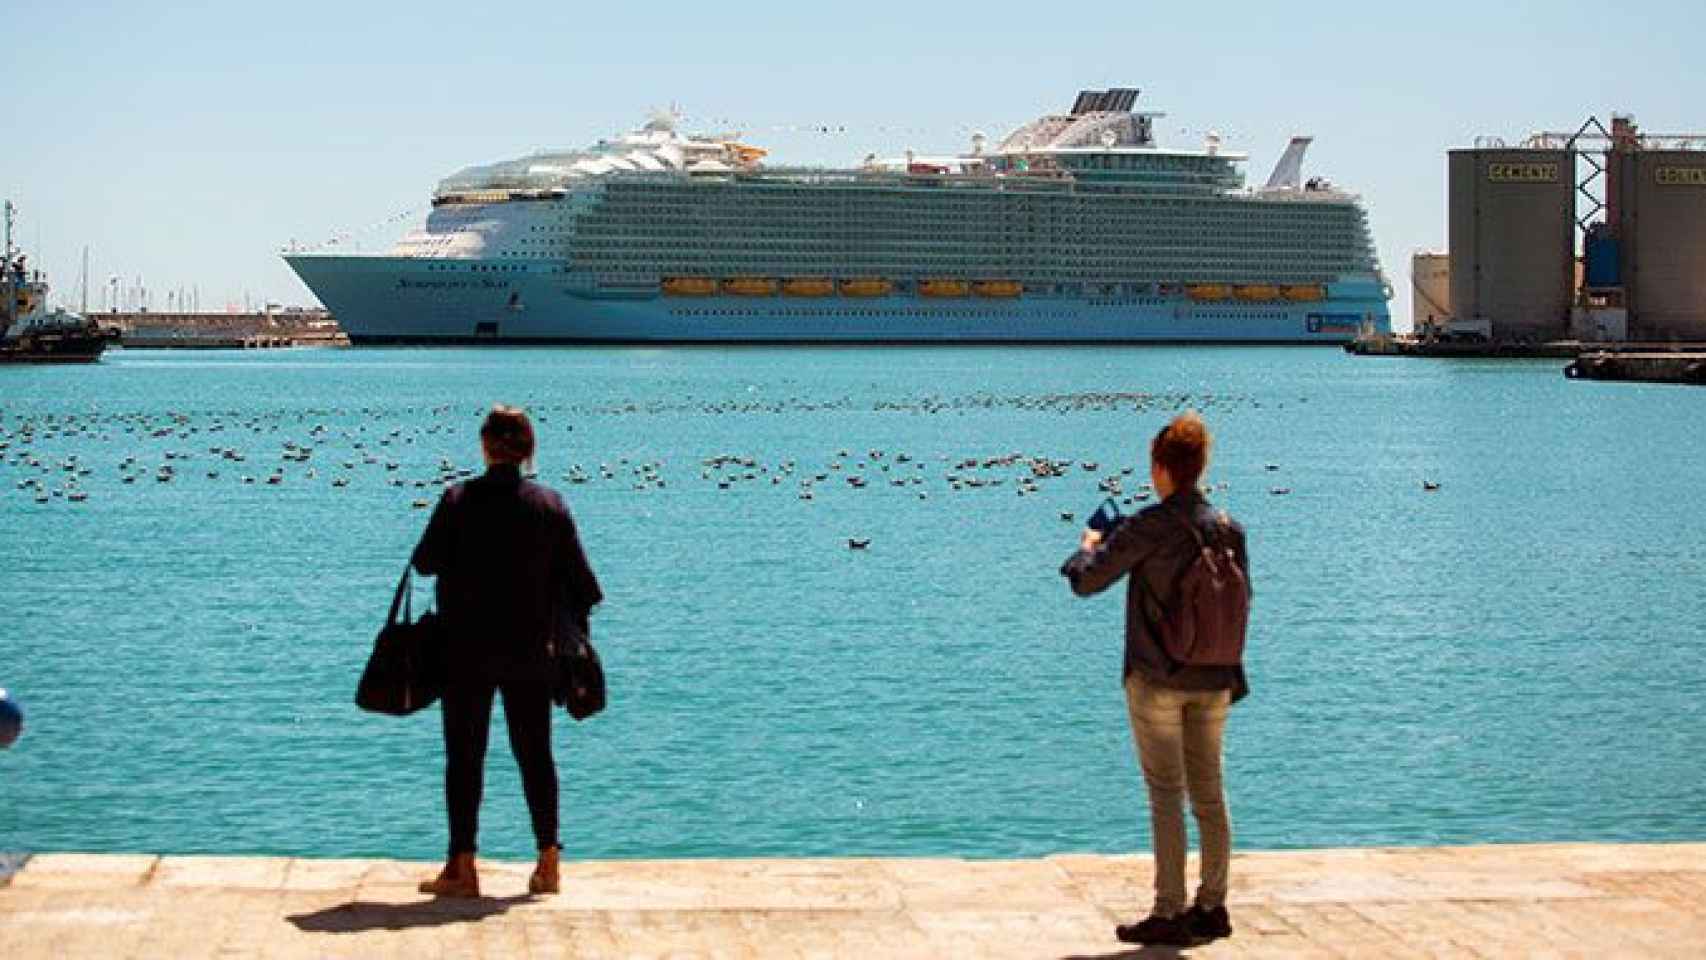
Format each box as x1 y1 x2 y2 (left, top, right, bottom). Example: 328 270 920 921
1087 497 1123 535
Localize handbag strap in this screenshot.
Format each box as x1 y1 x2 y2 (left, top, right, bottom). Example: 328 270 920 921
387 565 413 627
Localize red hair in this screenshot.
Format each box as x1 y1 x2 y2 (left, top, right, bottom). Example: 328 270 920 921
1151 412 1211 488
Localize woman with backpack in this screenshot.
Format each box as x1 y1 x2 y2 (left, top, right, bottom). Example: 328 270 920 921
1061 411 1250 948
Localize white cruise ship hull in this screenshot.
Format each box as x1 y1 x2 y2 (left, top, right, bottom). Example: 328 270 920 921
287 255 1388 345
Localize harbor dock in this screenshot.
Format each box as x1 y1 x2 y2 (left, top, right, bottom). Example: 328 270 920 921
3 842 1703 957
103 310 348 349
117 331 347 349
1565 350 1706 384
1345 334 1584 358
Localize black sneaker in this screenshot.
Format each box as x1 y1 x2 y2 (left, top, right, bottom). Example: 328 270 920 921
1115 913 1193 946
1186 904 1233 940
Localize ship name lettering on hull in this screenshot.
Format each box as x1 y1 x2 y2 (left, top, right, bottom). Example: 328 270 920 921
396 279 513 290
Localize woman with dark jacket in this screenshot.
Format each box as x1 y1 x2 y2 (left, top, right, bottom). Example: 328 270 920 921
411 406 602 897
1062 412 1249 947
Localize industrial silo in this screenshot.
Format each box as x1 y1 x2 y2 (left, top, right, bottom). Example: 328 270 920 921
1616 149 1706 340
1410 252 1451 333
1448 149 1575 341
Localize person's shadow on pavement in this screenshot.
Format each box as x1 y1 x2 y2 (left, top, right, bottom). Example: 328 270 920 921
1062 948 1193 960
286 895 534 933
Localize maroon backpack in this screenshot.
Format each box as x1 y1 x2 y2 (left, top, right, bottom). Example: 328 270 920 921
1158 511 1250 667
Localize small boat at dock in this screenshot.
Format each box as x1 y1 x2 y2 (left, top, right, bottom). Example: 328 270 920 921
2 202 115 364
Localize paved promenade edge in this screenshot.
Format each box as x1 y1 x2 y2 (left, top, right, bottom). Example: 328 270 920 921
3 842 1704 957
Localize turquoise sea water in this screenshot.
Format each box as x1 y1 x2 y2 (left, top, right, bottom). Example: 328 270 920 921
2 346 1703 862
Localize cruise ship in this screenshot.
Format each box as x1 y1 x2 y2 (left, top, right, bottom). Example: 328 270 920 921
285 89 1391 344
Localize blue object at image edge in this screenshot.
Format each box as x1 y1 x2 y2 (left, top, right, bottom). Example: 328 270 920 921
0 853 31 886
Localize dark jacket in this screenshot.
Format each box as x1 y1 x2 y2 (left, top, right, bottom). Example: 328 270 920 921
1061 489 1250 701
412 464 602 665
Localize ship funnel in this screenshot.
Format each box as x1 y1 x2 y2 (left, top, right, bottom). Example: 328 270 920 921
1264 136 1313 190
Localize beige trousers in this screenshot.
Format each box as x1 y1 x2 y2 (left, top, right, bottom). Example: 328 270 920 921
1124 673 1232 917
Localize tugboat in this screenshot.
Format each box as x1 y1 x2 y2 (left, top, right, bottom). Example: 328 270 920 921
2 201 115 363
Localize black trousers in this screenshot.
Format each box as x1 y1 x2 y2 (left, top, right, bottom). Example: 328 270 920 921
440 657 558 856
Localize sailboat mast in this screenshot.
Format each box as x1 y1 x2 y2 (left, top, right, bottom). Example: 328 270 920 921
80 246 90 314
3 201 16 334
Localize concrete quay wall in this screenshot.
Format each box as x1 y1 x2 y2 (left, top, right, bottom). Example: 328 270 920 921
118 331 348 349
2 842 1703 957
100 310 334 332
97 310 349 349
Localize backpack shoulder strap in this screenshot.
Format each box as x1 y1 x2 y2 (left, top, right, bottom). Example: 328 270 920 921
1211 509 1234 550
1166 500 1211 549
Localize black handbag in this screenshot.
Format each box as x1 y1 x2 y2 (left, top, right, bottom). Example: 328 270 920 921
355 566 446 716
551 609 605 721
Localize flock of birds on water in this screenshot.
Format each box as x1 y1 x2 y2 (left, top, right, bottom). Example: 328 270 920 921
0 393 1440 549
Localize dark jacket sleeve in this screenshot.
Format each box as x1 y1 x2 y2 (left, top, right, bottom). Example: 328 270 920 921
1061 510 1165 597
411 488 456 576
1230 522 1252 598
556 505 603 617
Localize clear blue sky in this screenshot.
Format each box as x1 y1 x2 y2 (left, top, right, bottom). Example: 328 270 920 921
5 0 1702 325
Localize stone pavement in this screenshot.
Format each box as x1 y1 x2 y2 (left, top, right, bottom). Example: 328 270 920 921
2 842 1703 958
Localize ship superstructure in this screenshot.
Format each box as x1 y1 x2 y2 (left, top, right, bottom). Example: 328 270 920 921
286 89 1391 343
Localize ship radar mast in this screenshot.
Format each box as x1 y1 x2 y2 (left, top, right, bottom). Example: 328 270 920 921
643 105 680 133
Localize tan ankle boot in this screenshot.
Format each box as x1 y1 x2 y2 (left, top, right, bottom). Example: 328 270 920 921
418 853 480 897
529 846 560 894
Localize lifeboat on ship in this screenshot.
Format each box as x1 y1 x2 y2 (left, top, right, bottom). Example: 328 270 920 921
1235 284 1282 302
1186 284 1232 302
1283 284 1327 302
839 278 892 297
723 277 779 296
972 280 1023 298
919 279 971 298
662 277 718 296
782 278 835 297
729 143 769 166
